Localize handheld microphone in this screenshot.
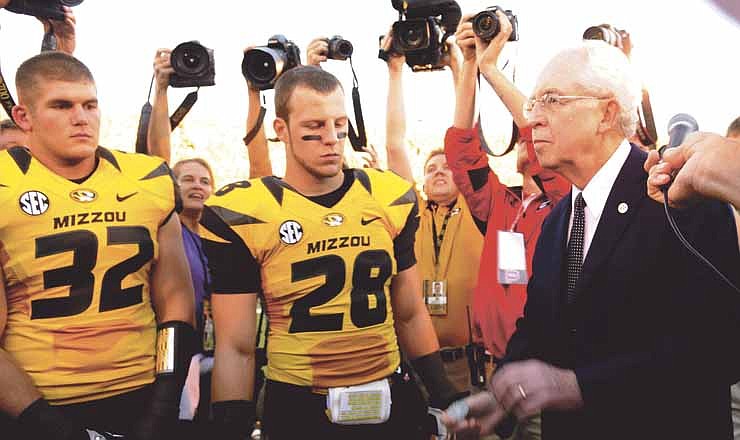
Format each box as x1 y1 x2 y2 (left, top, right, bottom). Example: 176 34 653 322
660 113 698 157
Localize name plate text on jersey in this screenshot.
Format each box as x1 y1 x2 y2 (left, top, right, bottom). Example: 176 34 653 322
307 235 371 255
53 211 127 230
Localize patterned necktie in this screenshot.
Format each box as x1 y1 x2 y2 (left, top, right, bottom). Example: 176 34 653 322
566 193 586 304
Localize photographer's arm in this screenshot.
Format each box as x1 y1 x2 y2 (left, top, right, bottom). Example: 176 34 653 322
148 49 174 162
476 11 527 129
245 80 272 179
382 30 414 182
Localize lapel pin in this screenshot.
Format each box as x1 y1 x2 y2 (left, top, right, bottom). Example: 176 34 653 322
617 202 629 214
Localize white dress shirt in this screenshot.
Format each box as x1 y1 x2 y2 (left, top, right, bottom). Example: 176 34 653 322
568 141 632 262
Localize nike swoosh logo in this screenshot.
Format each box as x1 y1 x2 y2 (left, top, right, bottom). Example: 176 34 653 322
361 216 382 226
116 192 138 202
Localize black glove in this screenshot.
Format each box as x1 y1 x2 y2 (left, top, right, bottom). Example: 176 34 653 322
212 400 256 440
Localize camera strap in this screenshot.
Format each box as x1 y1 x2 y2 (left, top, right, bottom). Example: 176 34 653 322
475 65 518 157
41 30 57 52
636 87 657 149
169 90 199 130
347 57 367 150
244 94 267 146
135 73 200 154
0 67 16 122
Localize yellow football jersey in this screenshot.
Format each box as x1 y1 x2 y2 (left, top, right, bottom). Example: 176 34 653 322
0 146 178 405
201 169 419 388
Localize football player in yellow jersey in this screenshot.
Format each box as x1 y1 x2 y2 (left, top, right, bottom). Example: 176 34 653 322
0 52 196 440
200 66 464 439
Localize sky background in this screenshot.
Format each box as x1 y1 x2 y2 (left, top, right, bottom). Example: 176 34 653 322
1 0 738 187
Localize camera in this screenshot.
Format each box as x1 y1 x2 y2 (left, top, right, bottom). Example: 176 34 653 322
4 0 83 20
169 41 216 88
389 0 461 71
471 6 518 42
327 35 353 61
242 34 301 91
583 24 631 56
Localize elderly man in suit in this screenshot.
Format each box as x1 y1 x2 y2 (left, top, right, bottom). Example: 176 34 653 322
445 40 740 440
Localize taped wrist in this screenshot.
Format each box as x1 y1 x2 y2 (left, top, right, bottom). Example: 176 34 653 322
213 400 256 439
410 351 462 409
18 398 87 440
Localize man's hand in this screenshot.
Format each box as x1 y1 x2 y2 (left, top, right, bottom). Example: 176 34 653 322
442 37 464 73
442 392 500 438
454 15 477 63
306 37 328 66
153 49 173 94
476 9 512 73
38 5 76 55
380 28 405 73
490 360 583 422
358 144 379 169
645 132 740 209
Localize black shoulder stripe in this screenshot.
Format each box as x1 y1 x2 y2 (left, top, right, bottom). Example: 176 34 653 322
354 169 372 194
468 166 490 192
96 147 121 171
261 176 284 206
141 162 171 181
8 146 31 174
200 205 247 245
390 186 417 206
209 205 265 226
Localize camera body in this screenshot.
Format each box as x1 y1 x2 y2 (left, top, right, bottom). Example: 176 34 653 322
472 6 518 42
4 0 83 20
583 24 631 56
327 35 353 61
389 0 461 71
169 41 216 88
242 34 301 91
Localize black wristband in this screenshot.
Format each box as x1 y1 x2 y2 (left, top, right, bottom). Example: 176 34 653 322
133 321 197 440
18 398 86 440
410 351 463 409
378 48 390 62
213 400 256 439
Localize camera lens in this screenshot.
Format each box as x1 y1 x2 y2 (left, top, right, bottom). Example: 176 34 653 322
473 11 499 41
337 41 353 58
243 48 285 86
172 42 209 77
397 19 430 51
60 0 84 6
583 26 621 47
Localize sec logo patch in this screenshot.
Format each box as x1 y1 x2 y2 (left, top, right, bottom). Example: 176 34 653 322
279 220 303 244
19 190 49 216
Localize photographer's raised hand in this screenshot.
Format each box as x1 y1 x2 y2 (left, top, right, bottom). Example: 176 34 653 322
38 5 76 55
306 37 329 66
454 15 477 63
475 9 512 73
380 28 405 73
148 49 174 161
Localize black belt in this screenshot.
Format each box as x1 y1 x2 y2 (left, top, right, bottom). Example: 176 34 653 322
440 346 493 363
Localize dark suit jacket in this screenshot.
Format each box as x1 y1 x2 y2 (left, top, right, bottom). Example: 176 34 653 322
501 146 740 440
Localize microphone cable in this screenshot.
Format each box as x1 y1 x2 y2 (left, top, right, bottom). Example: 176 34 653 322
661 186 740 294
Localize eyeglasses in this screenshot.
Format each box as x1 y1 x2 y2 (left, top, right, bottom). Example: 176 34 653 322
523 92 611 115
